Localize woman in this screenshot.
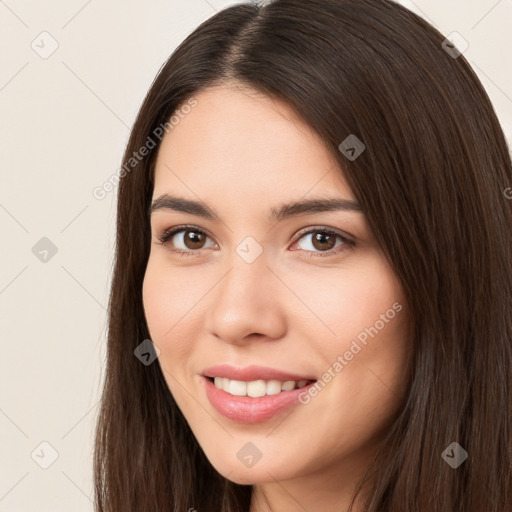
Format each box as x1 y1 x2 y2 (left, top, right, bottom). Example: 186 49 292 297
93 0 512 510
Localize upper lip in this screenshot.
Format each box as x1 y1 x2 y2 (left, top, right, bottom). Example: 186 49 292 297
202 364 317 382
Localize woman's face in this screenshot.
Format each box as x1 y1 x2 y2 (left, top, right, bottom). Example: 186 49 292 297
142 85 410 504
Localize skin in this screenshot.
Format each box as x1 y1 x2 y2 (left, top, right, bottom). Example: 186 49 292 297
142 84 411 512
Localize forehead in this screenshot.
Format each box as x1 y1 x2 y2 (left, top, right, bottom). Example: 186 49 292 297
153 85 356 209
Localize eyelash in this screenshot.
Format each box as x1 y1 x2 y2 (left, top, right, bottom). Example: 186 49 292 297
155 224 355 259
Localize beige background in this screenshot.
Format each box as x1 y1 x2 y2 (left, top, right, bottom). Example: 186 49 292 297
0 0 511 510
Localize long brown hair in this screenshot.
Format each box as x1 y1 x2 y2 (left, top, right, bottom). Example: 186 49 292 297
93 0 512 510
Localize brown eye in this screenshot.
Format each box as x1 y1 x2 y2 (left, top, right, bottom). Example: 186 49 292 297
310 232 337 251
292 227 353 257
157 226 216 254
182 229 207 250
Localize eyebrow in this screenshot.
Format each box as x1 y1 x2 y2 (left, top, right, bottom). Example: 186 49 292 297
149 193 362 223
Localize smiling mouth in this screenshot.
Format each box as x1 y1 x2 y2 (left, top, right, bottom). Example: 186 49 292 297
206 376 316 398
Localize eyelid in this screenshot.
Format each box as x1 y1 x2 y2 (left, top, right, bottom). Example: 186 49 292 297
155 224 354 256
156 224 217 247
292 225 354 244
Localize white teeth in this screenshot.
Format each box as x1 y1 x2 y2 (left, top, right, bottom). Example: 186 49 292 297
281 380 296 391
247 380 267 397
266 380 282 395
229 380 247 396
211 377 311 397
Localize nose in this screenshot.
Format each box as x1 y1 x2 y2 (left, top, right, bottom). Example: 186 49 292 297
205 248 287 345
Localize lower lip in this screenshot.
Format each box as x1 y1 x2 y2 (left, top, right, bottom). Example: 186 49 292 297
202 376 316 424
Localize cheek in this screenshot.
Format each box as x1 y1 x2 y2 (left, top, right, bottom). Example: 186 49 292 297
142 265 170 339
142 261 198 363
287 257 404 345
288 257 409 401
142 264 201 408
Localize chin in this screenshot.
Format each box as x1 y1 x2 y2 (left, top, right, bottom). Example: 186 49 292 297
212 461 277 485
